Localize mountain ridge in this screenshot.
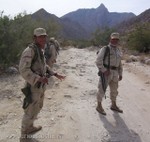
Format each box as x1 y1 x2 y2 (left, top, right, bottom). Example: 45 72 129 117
31 4 148 40
61 4 135 34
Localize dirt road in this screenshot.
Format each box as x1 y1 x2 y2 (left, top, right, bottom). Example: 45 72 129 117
0 48 150 142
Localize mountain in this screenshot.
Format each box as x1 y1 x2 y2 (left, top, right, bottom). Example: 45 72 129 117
31 8 60 22
116 8 150 33
60 18 88 39
61 4 135 34
31 8 88 39
31 4 136 40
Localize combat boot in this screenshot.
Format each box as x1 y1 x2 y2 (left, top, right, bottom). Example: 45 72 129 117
110 101 123 113
26 125 42 134
96 102 106 115
21 125 42 138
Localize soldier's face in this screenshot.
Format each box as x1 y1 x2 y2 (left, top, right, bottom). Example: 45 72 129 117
110 39 119 46
36 35 47 49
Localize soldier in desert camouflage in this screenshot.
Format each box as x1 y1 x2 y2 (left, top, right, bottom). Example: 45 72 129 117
44 37 60 68
19 28 65 139
96 32 123 115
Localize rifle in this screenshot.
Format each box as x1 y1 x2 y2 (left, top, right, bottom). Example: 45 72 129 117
98 71 107 93
21 83 32 109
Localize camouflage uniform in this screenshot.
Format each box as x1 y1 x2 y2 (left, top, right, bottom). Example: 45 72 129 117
96 44 123 102
19 35 56 135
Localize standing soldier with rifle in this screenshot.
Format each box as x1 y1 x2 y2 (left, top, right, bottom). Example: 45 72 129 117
19 27 65 140
96 32 123 115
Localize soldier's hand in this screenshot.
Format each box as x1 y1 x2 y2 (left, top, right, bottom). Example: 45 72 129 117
38 77 48 84
55 73 66 81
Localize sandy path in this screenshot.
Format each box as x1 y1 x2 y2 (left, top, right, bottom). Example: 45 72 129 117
0 48 150 142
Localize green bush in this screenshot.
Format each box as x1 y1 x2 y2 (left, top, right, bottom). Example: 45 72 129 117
91 27 116 46
0 12 61 68
126 23 150 53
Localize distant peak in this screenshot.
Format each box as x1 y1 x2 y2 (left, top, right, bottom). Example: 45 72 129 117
99 3 105 8
35 8 48 14
33 8 54 17
97 3 108 11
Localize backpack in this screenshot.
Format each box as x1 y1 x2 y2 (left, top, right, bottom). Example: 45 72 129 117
53 40 60 55
44 41 60 60
44 43 52 60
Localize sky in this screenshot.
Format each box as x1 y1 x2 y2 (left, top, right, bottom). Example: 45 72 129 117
0 0 150 18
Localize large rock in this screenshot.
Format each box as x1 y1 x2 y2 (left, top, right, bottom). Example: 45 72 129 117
6 67 18 74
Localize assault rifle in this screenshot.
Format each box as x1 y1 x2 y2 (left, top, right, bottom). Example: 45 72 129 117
21 83 32 109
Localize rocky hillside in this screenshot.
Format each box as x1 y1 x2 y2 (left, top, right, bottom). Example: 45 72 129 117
116 8 150 33
31 9 87 40
61 4 135 34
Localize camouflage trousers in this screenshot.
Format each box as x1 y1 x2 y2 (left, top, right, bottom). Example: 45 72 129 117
21 87 45 133
97 70 119 102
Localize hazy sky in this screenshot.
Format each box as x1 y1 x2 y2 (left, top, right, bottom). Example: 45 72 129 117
0 0 149 18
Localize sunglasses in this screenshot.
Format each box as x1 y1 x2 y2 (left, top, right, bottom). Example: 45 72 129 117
111 39 119 41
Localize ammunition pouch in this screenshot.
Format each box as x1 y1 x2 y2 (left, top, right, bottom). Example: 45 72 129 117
21 83 32 109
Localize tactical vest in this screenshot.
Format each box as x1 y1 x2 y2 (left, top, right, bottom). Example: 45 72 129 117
28 43 45 75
